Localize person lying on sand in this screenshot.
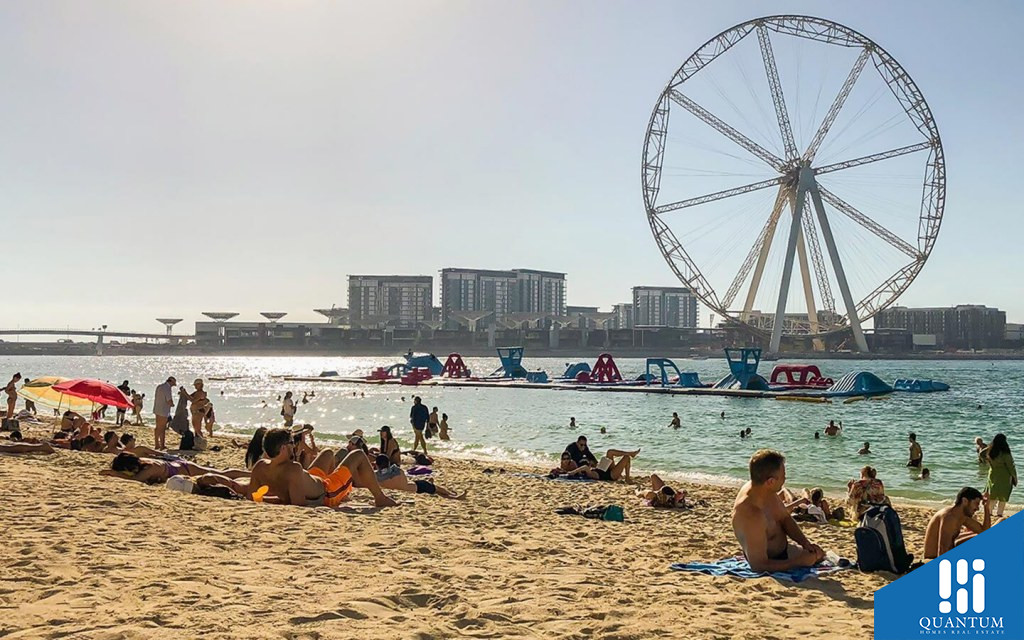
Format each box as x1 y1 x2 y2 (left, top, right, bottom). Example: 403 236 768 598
732 449 825 572
637 473 691 508
117 434 165 458
374 455 465 499
101 452 250 485
0 440 55 454
923 487 991 559
247 428 397 508
52 434 105 453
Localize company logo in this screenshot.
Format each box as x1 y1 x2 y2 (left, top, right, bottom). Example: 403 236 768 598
938 558 985 615
875 511 1024 639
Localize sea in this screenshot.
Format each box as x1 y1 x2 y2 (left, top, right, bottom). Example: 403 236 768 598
3 354 1020 504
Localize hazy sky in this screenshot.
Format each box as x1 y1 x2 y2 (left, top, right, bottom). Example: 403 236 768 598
1 1 1021 333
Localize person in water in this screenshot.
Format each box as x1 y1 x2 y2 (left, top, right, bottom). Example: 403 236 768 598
247 428 397 508
438 413 450 441
914 468 931 481
669 412 681 429
923 487 990 559
732 450 825 572
824 421 841 436
858 441 871 455
907 432 923 468
569 417 576 428
101 452 249 484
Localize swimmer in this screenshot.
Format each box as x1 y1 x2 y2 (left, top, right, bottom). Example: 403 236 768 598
915 468 931 481
720 411 726 419
569 417 576 428
669 412 680 429
907 432 923 468
814 431 820 440
824 421 841 436
858 441 871 455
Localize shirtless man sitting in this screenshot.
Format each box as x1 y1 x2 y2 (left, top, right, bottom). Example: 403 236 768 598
247 428 397 508
923 487 991 559
732 449 825 572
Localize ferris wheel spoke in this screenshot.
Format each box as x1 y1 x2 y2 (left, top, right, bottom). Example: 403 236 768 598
654 176 784 214
799 212 836 315
756 25 799 161
803 48 872 162
668 90 786 171
817 186 920 259
814 141 934 175
722 187 788 310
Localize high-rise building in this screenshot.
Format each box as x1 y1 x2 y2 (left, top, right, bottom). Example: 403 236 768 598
347 275 433 329
439 268 518 329
874 305 1006 350
632 286 698 328
613 303 634 330
514 269 566 316
439 267 566 328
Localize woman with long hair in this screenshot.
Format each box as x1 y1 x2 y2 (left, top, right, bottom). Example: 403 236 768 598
378 425 401 466
244 427 268 470
985 434 1017 517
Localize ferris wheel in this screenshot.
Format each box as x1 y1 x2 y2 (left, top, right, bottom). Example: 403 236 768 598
642 15 945 352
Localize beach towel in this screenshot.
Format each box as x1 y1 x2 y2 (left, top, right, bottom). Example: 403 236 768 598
669 555 850 583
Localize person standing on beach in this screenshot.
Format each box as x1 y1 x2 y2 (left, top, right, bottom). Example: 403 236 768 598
115 380 131 427
131 390 145 426
669 412 681 429
153 376 175 450
281 391 296 427
410 396 429 454
5 373 21 419
984 434 1017 517
907 432 923 468
732 449 825 572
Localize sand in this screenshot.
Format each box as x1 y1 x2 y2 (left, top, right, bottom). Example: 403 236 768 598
1 420 940 640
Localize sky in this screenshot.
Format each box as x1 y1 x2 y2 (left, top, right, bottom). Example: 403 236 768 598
1 0 1021 333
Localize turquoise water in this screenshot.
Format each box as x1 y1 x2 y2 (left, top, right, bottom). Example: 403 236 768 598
2 355 1020 503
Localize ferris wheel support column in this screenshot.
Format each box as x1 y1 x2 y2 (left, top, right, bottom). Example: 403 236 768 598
768 177 810 354
807 180 869 353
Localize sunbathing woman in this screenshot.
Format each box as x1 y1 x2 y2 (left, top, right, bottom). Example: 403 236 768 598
60 411 90 438
637 473 691 508
0 440 55 454
374 455 464 499
101 452 250 485
592 449 640 482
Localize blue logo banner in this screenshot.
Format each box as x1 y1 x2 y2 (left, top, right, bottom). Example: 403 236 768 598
875 510 1024 639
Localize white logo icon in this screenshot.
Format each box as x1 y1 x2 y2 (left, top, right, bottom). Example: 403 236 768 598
939 558 985 614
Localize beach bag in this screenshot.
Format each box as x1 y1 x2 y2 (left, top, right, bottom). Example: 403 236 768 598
855 505 913 573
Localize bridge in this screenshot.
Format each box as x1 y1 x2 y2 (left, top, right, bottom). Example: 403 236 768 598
0 328 195 340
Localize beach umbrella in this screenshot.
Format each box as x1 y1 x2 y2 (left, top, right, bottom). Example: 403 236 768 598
17 376 95 413
51 378 133 410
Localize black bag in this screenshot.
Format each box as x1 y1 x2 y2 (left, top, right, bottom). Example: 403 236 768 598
179 430 196 451
855 505 913 573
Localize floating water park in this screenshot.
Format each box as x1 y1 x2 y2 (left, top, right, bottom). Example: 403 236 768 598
286 346 949 402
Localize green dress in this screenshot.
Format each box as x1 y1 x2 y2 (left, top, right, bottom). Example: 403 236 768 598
986 453 1017 502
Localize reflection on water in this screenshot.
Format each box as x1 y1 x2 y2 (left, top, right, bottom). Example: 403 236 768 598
2 354 1020 503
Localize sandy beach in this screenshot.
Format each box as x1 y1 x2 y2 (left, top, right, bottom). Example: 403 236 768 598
2 420 938 640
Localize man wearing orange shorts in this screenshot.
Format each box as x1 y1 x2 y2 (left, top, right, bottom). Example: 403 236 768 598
248 428 397 508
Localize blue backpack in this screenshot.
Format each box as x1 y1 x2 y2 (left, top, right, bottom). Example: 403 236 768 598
855 505 913 574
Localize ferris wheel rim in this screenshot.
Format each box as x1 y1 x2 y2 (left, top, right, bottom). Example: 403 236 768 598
641 14 945 336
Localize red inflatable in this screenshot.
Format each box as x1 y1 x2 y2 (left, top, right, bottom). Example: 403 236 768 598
589 353 623 384
441 353 470 378
400 368 433 385
769 364 833 388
